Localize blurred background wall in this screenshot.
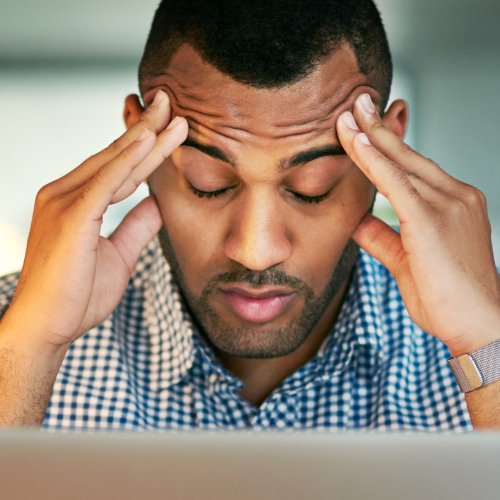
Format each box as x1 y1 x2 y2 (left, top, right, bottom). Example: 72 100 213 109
0 0 499 276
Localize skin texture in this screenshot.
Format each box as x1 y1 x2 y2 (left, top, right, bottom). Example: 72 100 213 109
1 43 500 426
126 44 406 404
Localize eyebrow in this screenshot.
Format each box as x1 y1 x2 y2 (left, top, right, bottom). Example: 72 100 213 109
280 144 347 171
180 137 346 170
181 137 235 164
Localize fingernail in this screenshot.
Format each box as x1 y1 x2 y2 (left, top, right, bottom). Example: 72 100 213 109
136 128 151 141
360 94 376 114
358 133 371 146
150 90 167 107
166 116 183 130
342 112 359 131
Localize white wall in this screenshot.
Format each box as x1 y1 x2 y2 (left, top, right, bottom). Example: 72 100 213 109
0 66 149 275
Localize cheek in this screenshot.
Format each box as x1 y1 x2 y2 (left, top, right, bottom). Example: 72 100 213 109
291 168 373 290
148 159 230 294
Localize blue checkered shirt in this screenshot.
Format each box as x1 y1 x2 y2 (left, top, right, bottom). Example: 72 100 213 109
0 237 472 431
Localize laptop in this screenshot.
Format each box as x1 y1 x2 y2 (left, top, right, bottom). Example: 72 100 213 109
0 430 498 500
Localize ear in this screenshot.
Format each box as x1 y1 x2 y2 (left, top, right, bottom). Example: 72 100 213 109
123 94 145 130
381 99 408 140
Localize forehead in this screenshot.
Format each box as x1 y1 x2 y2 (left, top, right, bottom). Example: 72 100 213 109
142 44 377 143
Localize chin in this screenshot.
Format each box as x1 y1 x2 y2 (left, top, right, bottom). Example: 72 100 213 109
204 322 312 359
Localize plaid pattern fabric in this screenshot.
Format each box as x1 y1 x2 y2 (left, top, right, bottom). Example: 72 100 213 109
0 238 472 431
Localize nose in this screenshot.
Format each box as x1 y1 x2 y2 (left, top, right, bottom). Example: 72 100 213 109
223 191 293 271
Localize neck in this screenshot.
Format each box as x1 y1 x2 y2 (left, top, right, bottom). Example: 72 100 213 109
215 279 350 407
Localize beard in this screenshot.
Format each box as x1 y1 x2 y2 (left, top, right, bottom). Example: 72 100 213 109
157 226 359 359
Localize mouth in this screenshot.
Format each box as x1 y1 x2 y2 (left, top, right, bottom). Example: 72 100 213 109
220 285 296 324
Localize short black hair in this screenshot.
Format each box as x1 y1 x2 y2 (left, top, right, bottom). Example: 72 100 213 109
139 0 393 110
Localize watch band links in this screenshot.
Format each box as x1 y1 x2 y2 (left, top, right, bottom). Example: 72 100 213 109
448 338 500 393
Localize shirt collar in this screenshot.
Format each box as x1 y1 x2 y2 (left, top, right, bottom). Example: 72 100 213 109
122 237 195 391
126 238 385 392
336 248 385 354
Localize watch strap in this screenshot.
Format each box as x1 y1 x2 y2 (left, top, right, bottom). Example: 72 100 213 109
448 338 500 393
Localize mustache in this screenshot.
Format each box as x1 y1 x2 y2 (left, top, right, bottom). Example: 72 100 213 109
204 267 311 293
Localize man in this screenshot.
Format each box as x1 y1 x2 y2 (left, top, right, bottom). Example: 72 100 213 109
1 0 499 430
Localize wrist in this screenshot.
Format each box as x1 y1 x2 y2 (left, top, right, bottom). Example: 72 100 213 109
0 314 70 363
0 319 68 428
447 334 500 359
446 330 500 358
443 311 500 358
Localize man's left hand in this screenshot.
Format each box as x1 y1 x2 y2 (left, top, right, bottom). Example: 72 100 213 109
337 93 500 359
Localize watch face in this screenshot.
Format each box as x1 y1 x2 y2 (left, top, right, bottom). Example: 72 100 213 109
457 355 483 391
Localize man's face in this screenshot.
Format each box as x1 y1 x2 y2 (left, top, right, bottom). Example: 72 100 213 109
142 44 377 358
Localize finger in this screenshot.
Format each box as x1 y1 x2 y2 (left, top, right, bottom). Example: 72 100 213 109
46 90 172 196
73 127 157 218
337 111 432 223
111 115 189 204
352 213 404 279
352 94 454 191
340 106 463 210
108 196 163 273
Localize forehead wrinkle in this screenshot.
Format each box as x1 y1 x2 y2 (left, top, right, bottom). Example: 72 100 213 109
187 118 246 144
179 91 208 103
272 82 371 130
176 102 224 119
147 79 222 119
159 71 376 143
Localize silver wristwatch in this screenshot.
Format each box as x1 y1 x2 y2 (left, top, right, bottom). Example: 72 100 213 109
448 338 500 393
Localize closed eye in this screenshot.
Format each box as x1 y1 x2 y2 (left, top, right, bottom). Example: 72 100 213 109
190 185 331 204
289 191 331 204
189 185 230 199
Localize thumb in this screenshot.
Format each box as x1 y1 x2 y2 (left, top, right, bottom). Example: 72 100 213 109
352 213 404 277
108 196 163 273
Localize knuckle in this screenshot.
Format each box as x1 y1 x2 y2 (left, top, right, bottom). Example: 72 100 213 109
393 168 410 187
449 182 485 210
78 184 93 202
35 183 56 204
396 141 414 158
392 167 420 199
94 165 109 183
408 186 420 199
112 148 135 171
104 137 123 156
368 118 384 133
133 175 143 190
463 186 484 207
128 174 142 191
447 198 469 218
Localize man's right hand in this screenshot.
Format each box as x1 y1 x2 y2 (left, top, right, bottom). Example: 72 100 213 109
0 90 187 425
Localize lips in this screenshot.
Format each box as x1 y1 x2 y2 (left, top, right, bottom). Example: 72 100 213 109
222 288 295 323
